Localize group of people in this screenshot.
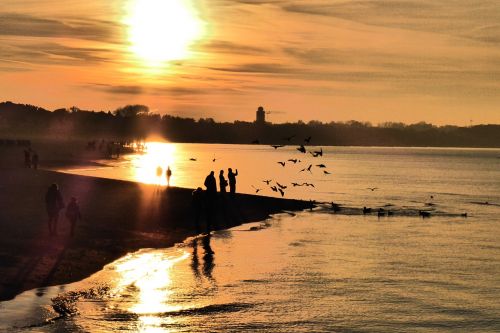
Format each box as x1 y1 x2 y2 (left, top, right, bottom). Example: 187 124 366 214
45 184 81 237
24 148 39 169
156 165 173 186
192 168 239 233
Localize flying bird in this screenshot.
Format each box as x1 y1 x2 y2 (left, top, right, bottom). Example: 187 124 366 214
276 182 287 189
291 182 302 187
297 145 306 153
189 158 197 161
278 188 285 197
212 155 219 162
323 170 331 175
271 145 285 149
302 182 315 187
262 179 273 185
277 161 286 167
316 164 326 168
366 187 378 191
311 148 323 157
288 159 299 163
251 185 262 193
270 186 278 192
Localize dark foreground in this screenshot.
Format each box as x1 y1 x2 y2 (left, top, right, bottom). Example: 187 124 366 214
0 167 310 301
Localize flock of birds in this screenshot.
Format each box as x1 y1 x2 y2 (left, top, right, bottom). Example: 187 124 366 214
251 135 330 197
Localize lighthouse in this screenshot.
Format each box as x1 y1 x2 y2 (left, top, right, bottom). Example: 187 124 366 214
255 106 266 125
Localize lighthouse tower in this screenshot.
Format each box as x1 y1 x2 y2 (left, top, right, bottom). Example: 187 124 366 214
255 106 266 125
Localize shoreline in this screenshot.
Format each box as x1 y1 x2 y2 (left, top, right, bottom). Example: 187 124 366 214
0 165 311 302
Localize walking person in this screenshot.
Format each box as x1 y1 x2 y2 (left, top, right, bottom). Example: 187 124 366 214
65 197 81 237
45 183 64 236
228 168 238 196
166 166 172 187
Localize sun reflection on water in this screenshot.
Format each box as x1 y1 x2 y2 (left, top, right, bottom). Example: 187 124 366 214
134 142 177 186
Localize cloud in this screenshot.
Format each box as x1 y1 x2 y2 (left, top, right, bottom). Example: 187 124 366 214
85 84 208 96
196 40 267 55
0 13 121 43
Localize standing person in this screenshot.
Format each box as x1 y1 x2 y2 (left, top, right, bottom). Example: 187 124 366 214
228 168 238 196
45 183 64 236
219 170 228 195
32 152 39 170
166 166 172 187
203 171 217 232
65 197 81 237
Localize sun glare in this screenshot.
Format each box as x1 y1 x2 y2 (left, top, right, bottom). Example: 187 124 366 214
126 0 204 64
134 142 176 186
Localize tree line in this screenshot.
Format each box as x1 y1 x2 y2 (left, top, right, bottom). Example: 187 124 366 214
0 101 498 147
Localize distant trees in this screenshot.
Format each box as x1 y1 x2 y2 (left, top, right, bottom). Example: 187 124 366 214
0 101 499 147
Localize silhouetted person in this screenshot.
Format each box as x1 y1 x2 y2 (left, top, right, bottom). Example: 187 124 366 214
32 152 39 170
65 197 81 237
219 170 228 195
204 171 217 232
45 183 64 236
228 168 238 196
166 166 172 186
24 149 31 168
192 187 203 233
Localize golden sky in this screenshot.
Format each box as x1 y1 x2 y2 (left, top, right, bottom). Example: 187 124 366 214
1 0 499 125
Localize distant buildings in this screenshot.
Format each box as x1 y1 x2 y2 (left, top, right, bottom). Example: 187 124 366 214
255 106 266 125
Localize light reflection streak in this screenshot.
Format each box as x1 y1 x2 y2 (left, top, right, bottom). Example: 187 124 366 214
133 142 176 186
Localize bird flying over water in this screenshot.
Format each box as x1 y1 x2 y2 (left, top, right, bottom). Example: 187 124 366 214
299 164 313 173
323 170 331 175
277 161 286 167
251 185 262 193
276 182 287 189
271 145 285 149
278 188 285 197
302 182 315 187
316 164 326 168
263 179 272 185
367 187 378 191
189 158 197 161
270 186 278 192
311 148 323 157
288 159 299 163
291 182 302 187
297 145 306 153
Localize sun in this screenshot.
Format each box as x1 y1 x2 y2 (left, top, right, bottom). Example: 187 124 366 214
126 0 204 64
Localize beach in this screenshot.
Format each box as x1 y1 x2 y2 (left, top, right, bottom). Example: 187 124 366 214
0 144 310 301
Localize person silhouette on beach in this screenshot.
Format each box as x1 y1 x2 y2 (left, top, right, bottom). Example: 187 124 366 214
192 187 203 233
204 171 217 231
228 168 238 196
166 166 172 187
32 152 39 170
219 170 228 195
45 183 64 236
65 197 81 237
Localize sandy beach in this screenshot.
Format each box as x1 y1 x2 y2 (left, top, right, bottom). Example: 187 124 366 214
0 144 310 301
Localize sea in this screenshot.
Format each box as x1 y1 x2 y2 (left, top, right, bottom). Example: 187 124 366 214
0 144 499 332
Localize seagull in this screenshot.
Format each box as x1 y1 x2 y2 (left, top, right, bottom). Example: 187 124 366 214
304 136 312 143
306 164 312 173
297 145 306 153
263 179 273 185
189 158 197 161
283 135 295 142
270 186 278 192
278 188 285 197
212 155 219 162
288 159 299 163
311 148 323 157
291 182 302 187
277 161 286 167
271 145 285 149
323 170 331 175
316 164 326 168
251 185 262 193
276 182 287 189
302 182 315 187
366 187 378 191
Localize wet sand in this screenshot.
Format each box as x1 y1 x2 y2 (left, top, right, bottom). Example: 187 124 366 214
0 145 310 301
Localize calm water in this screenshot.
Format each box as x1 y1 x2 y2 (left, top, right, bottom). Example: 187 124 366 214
1 145 499 332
